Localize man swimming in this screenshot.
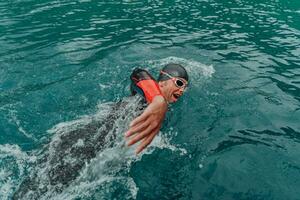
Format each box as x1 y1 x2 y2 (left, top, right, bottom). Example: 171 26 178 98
13 63 189 199
125 63 189 154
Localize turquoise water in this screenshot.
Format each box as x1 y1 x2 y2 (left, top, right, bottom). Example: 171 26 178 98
1 0 300 199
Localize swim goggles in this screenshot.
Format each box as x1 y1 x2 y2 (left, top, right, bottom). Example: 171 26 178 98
160 71 188 89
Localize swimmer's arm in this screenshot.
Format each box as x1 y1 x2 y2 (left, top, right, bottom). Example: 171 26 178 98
125 95 168 154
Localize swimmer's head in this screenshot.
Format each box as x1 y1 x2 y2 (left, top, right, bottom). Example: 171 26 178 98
157 63 189 103
158 63 189 82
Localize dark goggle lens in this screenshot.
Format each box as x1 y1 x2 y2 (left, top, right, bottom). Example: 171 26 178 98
175 79 184 87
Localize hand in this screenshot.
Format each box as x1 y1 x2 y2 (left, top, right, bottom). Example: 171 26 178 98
125 95 168 154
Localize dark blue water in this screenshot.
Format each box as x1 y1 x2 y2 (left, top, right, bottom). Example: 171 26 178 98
1 0 300 199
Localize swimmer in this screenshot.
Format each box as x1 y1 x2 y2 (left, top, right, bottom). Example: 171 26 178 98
126 63 189 154
13 63 189 199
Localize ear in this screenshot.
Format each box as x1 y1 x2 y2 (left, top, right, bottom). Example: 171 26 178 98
158 81 164 87
158 81 167 87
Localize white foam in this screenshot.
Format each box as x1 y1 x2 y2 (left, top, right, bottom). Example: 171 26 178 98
18 98 138 200
0 144 36 200
141 132 188 156
13 96 189 200
54 146 139 200
7 109 37 141
47 101 113 136
147 56 215 78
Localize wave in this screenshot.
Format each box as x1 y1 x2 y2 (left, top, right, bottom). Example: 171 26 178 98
10 96 187 200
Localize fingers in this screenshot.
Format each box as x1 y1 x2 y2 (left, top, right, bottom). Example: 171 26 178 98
124 99 167 154
125 118 151 137
129 106 152 127
127 123 156 146
136 126 160 154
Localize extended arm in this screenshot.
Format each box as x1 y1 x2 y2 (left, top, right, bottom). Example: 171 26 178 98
126 68 168 154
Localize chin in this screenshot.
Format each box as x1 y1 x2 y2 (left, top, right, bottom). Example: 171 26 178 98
169 98 177 103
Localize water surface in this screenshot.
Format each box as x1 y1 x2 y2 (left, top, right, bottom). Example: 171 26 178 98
0 0 300 199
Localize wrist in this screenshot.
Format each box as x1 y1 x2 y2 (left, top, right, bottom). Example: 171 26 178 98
153 95 168 106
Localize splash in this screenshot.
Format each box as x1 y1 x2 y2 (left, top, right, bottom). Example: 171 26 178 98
0 104 37 142
147 56 215 79
0 144 36 200
12 96 143 200
142 133 188 156
10 94 189 200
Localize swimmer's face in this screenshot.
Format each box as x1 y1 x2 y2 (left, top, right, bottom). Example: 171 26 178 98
158 79 187 103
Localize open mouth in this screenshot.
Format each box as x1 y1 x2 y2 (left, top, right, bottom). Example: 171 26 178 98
173 93 180 100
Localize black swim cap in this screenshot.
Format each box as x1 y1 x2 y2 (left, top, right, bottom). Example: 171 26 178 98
158 63 189 82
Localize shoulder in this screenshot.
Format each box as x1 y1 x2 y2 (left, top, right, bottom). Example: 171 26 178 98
130 68 155 82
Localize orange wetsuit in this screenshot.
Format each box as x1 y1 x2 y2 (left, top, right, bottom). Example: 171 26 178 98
130 68 162 103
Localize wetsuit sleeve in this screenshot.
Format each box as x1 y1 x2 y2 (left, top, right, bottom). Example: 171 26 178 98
130 68 162 103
